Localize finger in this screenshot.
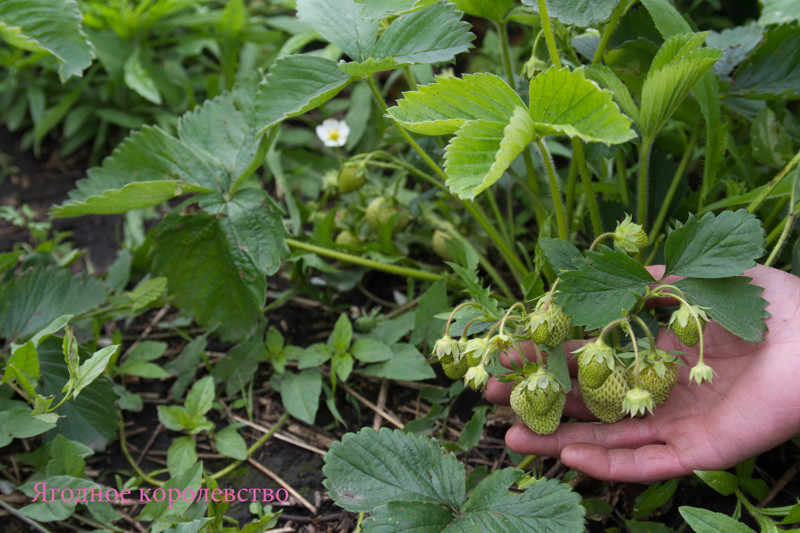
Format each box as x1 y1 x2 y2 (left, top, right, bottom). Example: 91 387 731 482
484 376 513 405
499 340 588 373
560 443 688 483
505 417 660 458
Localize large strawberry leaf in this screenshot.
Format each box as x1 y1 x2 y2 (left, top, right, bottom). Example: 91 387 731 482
354 0 438 19
53 88 260 217
324 429 585 531
152 191 288 342
522 0 620 28
0 0 94 81
444 109 536 199
387 73 524 135
528 67 637 144
453 0 514 21
256 55 352 134
663 210 765 279
759 0 800 25
732 25 800 100
0 266 106 343
555 246 656 331
296 0 378 61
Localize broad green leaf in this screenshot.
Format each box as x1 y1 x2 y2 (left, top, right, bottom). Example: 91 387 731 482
73 345 118 397
256 55 352 133
185 376 215 418
167 436 197 476
640 0 691 35
38 339 119 451
138 462 203 521
673 277 769 344
555 246 656 331
456 468 585 531
0 266 106 343
53 181 201 218
126 277 168 312
355 0 438 19
581 65 641 124
529 67 637 144
296 0 378 61
750 107 794 167
153 190 288 341
363 343 436 380
350 338 394 363
444 108 536 199
332 352 355 382
523 0 620 28
759 0 800 25
215 425 247 460
546 344 571 392
19 476 118 523
663 211 765 279
679 506 756 533
694 470 740 496
387 73 525 135
632 479 679 519
157 405 194 431
639 33 722 137
124 50 161 104
339 56 399 77
3 341 40 383
538 238 582 273
457 407 488 452
453 0 513 21
0 0 94 81
0 407 56 448
279 369 322 424
733 25 800 99
323 427 466 512
368 2 474 67
707 23 763 78
363 501 455 532
409 278 448 349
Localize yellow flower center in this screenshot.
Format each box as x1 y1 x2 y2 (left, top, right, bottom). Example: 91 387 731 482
329 130 340 140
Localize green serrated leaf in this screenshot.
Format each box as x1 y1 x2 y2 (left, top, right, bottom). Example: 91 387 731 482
639 33 722 137
0 0 94 81
707 23 763 78
457 468 585 531
523 0 620 27
538 238 582 273
279 369 322 424
387 73 524 135
153 190 288 342
338 56 400 76
124 50 161 104
323 427 466 512
355 0 438 19
52 180 205 218
529 67 637 144
157 405 194 431
369 1 474 66
0 266 106 343
679 506 756 533
759 0 800 25
581 65 641 124
664 210 765 278
363 501 455 532
673 277 769 343
3 341 40 383
556 246 655 331
297 0 378 61
350 338 394 363
256 55 351 133
445 107 536 198
733 25 800 100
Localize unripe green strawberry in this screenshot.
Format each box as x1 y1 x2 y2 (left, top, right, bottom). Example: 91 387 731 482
338 161 366 194
463 337 489 367
581 367 628 423
528 298 572 347
613 214 648 253
627 351 677 407
668 303 708 347
575 340 616 389
335 230 361 247
432 230 453 261
442 355 468 379
510 373 566 435
365 197 409 233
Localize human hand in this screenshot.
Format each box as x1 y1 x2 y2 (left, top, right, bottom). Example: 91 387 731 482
485 265 800 483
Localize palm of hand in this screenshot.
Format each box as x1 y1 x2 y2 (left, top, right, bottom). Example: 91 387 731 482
486 265 800 483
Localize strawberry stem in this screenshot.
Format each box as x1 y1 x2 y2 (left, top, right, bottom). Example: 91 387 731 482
444 302 484 336
621 320 642 385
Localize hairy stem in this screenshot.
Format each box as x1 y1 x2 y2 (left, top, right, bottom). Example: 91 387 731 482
536 139 568 240
536 0 562 68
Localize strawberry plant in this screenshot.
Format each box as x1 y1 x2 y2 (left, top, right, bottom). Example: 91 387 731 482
2 0 800 531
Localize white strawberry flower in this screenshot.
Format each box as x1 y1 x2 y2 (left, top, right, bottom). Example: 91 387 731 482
316 119 350 147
